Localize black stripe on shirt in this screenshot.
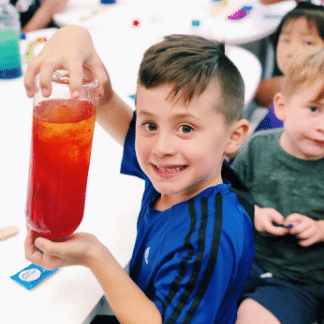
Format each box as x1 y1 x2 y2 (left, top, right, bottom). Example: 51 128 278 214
161 197 198 319
183 192 223 323
163 197 210 324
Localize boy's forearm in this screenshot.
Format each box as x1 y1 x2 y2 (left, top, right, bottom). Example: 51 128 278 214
96 84 133 146
89 248 162 324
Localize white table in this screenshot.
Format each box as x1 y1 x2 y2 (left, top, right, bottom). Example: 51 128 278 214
54 0 296 44
0 30 143 324
0 26 260 324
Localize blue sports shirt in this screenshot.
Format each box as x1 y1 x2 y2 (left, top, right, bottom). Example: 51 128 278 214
121 114 254 323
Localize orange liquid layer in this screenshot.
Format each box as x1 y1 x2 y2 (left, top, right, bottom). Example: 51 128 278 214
27 99 96 240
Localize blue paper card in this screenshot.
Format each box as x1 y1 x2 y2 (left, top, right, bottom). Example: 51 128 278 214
11 263 58 290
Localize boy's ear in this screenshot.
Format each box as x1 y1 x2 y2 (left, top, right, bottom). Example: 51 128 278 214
224 119 249 158
273 92 286 121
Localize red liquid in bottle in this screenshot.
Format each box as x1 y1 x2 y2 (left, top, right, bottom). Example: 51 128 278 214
27 99 96 240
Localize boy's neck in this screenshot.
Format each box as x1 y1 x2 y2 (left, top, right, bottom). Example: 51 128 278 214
153 177 224 212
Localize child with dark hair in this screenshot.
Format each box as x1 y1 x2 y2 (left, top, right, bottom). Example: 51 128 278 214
254 2 324 131
24 26 254 324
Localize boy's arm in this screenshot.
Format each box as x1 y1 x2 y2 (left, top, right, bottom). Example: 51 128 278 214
25 230 162 324
24 25 133 145
253 76 285 108
96 75 133 146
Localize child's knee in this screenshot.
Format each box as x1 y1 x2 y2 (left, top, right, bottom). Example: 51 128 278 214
236 298 280 324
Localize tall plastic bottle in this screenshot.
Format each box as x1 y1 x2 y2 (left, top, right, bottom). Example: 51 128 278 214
0 0 22 79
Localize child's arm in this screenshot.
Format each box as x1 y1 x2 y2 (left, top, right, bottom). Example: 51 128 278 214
254 76 285 108
24 25 133 146
284 213 324 247
25 229 162 324
254 205 290 236
22 0 68 33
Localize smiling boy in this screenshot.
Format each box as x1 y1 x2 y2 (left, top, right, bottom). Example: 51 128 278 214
233 50 324 324
24 27 254 324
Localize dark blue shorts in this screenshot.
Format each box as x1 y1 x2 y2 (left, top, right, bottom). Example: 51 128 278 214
239 263 324 324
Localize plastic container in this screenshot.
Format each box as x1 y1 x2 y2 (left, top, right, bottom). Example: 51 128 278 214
100 0 116 4
0 0 22 79
26 70 99 240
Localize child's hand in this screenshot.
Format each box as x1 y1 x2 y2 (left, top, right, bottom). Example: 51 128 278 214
254 206 289 236
285 213 324 247
24 226 106 270
24 25 109 100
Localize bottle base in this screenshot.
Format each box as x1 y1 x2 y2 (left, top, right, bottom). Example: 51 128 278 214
0 66 22 79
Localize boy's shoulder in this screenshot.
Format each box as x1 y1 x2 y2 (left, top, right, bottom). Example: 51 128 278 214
248 128 283 144
239 128 283 154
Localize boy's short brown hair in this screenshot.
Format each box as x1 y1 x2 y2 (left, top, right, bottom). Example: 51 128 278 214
137 34 245 125
283 49 324 101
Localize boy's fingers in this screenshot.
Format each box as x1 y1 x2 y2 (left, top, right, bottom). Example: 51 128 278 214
67 61 84 98
34 237 61 257
24 61 41 98
272 210 285 222
38 61 62 97
85 59 110 98
268 225 288 236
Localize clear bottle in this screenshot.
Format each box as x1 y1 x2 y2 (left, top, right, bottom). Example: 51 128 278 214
27 70 98 240
0 0 22 79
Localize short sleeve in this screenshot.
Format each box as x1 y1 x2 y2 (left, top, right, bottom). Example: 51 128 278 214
150 194 252 323
120 111 146 180
153 236 238 323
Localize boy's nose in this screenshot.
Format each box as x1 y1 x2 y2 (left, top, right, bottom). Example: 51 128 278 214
153 132 176 157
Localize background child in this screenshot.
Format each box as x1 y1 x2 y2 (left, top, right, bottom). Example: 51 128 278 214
253 2 324 132
24 26 254 324
233 49 324 324
11 0 67 33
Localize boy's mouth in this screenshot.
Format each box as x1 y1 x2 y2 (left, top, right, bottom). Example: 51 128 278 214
152 164 187 173
314 139 324 146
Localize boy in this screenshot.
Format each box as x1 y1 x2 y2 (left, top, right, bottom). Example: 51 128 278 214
24 26 254 324
233 50 324 324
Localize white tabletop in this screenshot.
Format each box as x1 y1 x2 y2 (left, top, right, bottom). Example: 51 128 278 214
0 30 143 324
54 0 296 45
0 25 260 324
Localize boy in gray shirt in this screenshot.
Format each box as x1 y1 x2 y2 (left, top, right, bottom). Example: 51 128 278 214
233 50 324 324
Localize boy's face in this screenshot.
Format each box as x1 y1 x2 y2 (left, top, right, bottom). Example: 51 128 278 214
276 17 324 75
135 81 235 208
274 82 324 160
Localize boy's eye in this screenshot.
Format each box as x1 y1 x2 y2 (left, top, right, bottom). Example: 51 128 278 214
144 122 157 131
179 125 193 134
304 40 314 46
309 106 319 113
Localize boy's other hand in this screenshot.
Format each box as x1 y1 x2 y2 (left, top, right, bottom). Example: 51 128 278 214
285 213 324 247
24 25 109 100
25 226 105 270
254 206 289 236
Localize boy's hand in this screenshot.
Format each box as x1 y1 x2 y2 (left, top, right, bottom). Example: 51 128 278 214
24 25 109 100
285 213 324 247
254 206 289 236
25 227 105 270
